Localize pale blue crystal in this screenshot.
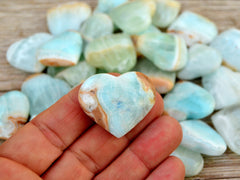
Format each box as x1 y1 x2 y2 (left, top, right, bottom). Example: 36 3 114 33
202 66 240 110
178 44 222 80
21 74 71 117
153 0 181 28
168 11 218 46
164 81 215 121
109 0 156 34
136 32 188 72
79 72 155 138
37 31 83 66
181 120 227 156
80 13 114 42
212 106 240 155
55 61 96 87
47 2 91 35
94 0 128 14
7 33 52 73
171 146 204 177
0 91 30 139
211 28 240 71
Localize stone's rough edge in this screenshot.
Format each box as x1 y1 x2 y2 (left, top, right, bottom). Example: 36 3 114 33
78 87 109 131
0 0 240 179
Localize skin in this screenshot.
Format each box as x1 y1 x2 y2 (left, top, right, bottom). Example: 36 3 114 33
0 83 184 180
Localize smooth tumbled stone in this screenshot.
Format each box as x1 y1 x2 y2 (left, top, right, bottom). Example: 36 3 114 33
56 61 96 87
80 13 113 42
7 33 52 73
85 33 136 73
212 106 240 155
134 59 176 94
78 72 156 138
181 120 227 156
164 82 215 121
37 31 82 67
47 2 91 35
109 0 156 34
178 44 222 80
136 32 188 71
153 0 181 28
171 146 204 177
94 0 128 14
21 74 71 117
168 11 218 46
202 66 240 110
0 91 30 139
211 29 240 71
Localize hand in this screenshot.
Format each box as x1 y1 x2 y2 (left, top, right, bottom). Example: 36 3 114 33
0 85 184 180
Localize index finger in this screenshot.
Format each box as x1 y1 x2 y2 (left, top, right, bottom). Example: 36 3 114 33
0 85 93 175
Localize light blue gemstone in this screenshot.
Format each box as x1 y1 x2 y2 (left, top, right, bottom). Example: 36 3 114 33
80 13 114 42
181 120 227 156
78 72 155 138
21 74 71 117
37 31 83 66
47 2 91 35
202 66 240 110
109 0 156 34
134 59 176 94
153 0 181 28
136 32 188 71
212 106 240 155
178 44 222 80
85 33 136 73
6 33 52 73
171 146 204 177
164 81 215 121
211 28 240 71
94 0 129 14
55 61 96 87
168 11 218 46
0 91 30 139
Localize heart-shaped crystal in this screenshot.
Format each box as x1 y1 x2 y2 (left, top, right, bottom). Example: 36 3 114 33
78 72 156 138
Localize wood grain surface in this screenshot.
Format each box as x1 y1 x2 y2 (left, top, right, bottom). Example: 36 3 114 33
0 0 240 179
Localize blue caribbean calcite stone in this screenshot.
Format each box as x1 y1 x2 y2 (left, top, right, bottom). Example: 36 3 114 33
212 106 240 155
47 2 91 35
211 28 240 72
168 11 218 46
78 72 156 138
21 74 71 118
164 81 215 121
180 120 227 156
0 91 30 139
136 32 188 72
7 33 52 73
94 0 129 14
37 31 83 67
177 44 222 80
171 146 204 177
202 66 240 110
109 0 156 34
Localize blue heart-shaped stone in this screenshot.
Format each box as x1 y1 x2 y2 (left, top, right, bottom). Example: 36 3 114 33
78 72 156 138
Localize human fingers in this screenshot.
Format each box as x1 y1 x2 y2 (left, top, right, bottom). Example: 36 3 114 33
0 85 93 175
42 93 163 180
146 156 185 180
94 116 182 180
